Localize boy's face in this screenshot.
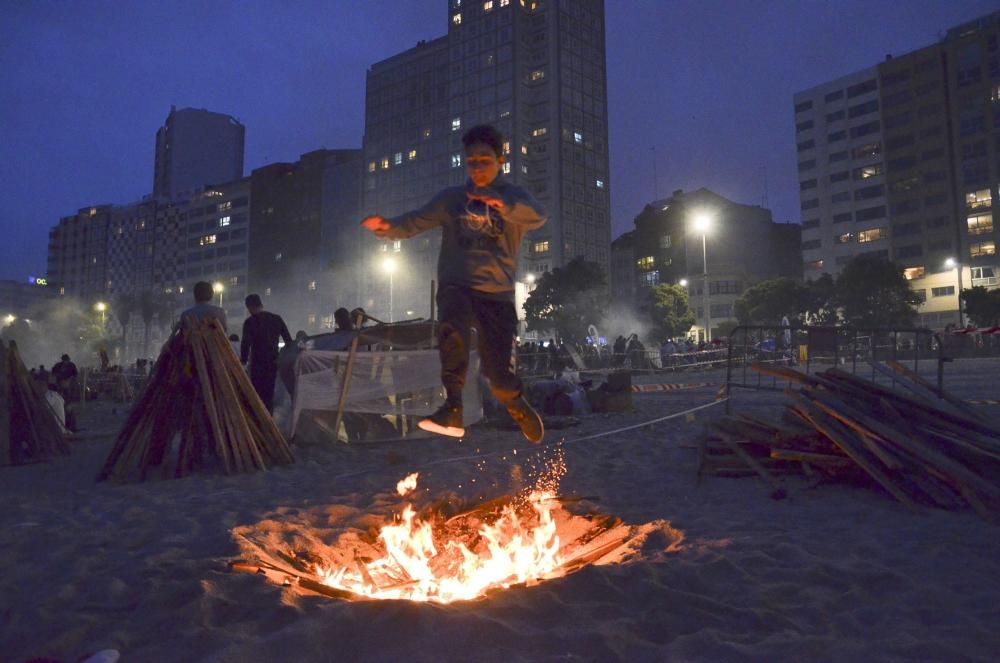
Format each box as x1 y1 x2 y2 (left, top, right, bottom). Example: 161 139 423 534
465 142 505 188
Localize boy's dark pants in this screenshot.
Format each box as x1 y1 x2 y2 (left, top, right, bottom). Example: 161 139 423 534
437 285 522 407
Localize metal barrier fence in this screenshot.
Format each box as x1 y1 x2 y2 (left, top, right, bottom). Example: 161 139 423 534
516 346 730 376
725 325 946 397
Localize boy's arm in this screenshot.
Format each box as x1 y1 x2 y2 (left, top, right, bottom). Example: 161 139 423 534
471 185 547 230
361 189 453 239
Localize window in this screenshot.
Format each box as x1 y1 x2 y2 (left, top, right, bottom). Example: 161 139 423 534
452 12 462 25
483 0 493 10
848 99 879 118
891 176 920 192
932 286 956 297
265 287 271 296
903 266 925 280
971 240 997 259
853 142 881 160
530 69 544 81
794 100 813 113
573 131 583 144
797 139 815 152
451 117 461 131
274 252 282 262
423 128 432 139
200 234 217 246
850 121 880 139
408 149 417 160
833 212 853 223
596 179 605 189
796 120 814 132
659 234 672 248
847 79 877 98
218 201 232 211
802 239 821 250
367 161 376 173
826 110 845 122
825 90 844 102
805 259 825 270
967 213 994 235
394 152 402 165
500 0 509 6
854 164 883 180
829 150 848 163
636 255 655 270
392 240 402 252
858 228 887 243
381 157 389 169
854 184 884 201
802 219 820 229
641 271 660 287
830 170 849 183
913 289 927 303
800 179 817 190
966 189 992 209
230 276 239 286
801 199 819 210
531 127 547 137
798 159 816 171
218 216 231 227
835 232 854 244
533 240 549 254
827 130 846 142
894 221 921 236
972 266 998 286
832 191 851 203
896 245 923 259
308 280 317 291
451 153 462 168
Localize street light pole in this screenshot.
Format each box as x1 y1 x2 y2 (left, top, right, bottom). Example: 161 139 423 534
213 282 225 308
701 231 710 343
382 256 396 323
945 258 964 327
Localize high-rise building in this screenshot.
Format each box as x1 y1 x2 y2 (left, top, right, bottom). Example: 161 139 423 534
629 189 801 341
794 10 1000 328
47 205 114 303
360 0 611 321
247 149 363 334
153 107 245 200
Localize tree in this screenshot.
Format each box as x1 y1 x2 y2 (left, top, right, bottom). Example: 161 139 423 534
834 255 920 328
523 257 608 342
960 286 1000 328
643 283 695 340
113 292 138 360
802 273 838 325
733 278 806 325
138 290 177 358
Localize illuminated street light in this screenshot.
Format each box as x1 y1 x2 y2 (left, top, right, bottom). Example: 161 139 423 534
3 314 15 326
382 256 397 322
213 281 225 307
525 272 536 284
679 278 688 288
95 301 107 325
690 212 714 342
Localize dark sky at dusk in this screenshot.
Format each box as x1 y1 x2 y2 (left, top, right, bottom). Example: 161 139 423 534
1 0 996 282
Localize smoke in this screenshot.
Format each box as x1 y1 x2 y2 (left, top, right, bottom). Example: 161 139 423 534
597 301 654 346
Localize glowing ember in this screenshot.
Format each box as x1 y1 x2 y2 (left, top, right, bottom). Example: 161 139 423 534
396 472 419 497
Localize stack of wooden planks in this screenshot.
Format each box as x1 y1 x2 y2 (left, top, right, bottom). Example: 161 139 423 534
1 340 70 465
701 361 1000 520
98 318 294 482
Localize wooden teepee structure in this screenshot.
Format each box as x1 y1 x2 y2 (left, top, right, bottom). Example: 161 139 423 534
1 340 70 465
98 318 294 482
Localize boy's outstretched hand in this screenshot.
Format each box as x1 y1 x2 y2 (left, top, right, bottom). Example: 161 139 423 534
360 215 391 237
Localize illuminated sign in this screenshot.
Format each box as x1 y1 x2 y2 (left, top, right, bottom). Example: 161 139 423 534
29 277 48 286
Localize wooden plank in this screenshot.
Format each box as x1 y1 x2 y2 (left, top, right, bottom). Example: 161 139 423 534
885 360 986 421
718 433 787 499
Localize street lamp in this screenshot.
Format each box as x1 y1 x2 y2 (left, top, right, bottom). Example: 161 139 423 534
945 257 964 327
678 278 688 288
691 212 713 342
3 314 14 326
95 301 107 326
213 281 225 307
525 273 536 285
382 256 396 322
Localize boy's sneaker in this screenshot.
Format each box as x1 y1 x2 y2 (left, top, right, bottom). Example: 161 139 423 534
507 397 544 444
418 402 465 438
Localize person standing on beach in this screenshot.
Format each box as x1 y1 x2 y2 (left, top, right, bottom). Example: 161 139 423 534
360 123 547 443
179 281 228 332
240 294 292 414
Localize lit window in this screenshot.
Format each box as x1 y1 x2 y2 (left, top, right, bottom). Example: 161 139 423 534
521 164 528 174
381 157 390 169
500 0 509 5
533 240 550 253
857 228 886 243
218 201 232 211
804 260 824 270
596 179 605 189
452 12 462 25
968 213 994 235
574 131 583 144
230 276 239 285
452 117 462 131
835 232 854 244
265 287 271 296
966 189 992 209
502 162 511 174
854 164 883 179
500 110 511 119
308 280 317 291
394 152 403 165
991 83 1000 103
308 314 317 325
422 128 432 139
218 216 231 227
200 234 217 246
641 271 660 287
520 145 528 155
659 234 671 248
636 256 655 270
274 252 282 262
530 69 545 81
931 286 956 297
503 140 511 154
903 267 925 280
408 149 417 160
393 240 402 252
368 162 376 172
970 240 997 258
451 154 463 168
531 127 547 137
483 0 493 11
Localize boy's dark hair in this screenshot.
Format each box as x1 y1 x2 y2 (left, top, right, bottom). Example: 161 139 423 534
193 281 213 303
245 294 263 309
462 124 504 157
334 307 353 331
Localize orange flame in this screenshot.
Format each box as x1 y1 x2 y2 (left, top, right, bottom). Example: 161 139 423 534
396 472 419 497
318 489 562 603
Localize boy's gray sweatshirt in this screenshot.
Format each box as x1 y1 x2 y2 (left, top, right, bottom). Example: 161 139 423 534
381 178 547 300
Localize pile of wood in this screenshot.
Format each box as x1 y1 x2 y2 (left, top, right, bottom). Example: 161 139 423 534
1 340 70 465
99 319 294 482
701 361 1000 521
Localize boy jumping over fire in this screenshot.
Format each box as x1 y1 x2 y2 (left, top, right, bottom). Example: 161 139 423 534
361 124 546 443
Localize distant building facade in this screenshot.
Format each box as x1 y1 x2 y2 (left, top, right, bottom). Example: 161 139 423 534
609 229 635 309
794 10 1000 328
47 205 114 302
0 278 57 321
153 107 245 200
360 0 611 321
630 189 801 341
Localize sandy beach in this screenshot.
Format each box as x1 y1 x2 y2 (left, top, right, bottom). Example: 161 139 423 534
3 367 999 662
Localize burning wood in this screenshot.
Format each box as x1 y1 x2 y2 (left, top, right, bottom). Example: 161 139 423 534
232 457 680 603
701 362 1000 521
1 340 69 465
98 319 294 481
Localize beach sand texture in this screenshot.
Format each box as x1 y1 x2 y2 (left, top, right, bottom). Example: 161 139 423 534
2 376 999 662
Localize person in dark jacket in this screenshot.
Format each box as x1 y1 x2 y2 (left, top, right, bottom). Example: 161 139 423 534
240 294 292 413
361 124 547 443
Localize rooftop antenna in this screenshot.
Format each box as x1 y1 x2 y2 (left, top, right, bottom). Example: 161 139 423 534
652 146 660 199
